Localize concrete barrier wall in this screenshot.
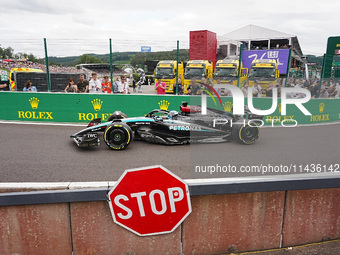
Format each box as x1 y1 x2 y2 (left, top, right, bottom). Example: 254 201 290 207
182 192 286 254
282 188 340 247
0 184 72 255
1 185 339 255
0 203 72 255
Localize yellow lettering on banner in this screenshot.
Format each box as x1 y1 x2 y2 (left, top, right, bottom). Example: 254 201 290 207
46 112 53 119
101 113 110 121
86 113 94 121
310 114 330 122
266 116 295 123
32 112 39 119
78 113 86 120
18 111 25 118
79 112 112 121
266 116 281 122
25 111 32 119
17 111 54 120
284 116 295 120
39 112 46 119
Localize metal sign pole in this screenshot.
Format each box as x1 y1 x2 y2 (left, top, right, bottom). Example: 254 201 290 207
109 39 113 93
237 44 243 87
176 40 179 95
44 38 50 92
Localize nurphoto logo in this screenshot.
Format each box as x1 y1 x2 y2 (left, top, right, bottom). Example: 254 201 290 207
199 84 311 127
202 85 311 116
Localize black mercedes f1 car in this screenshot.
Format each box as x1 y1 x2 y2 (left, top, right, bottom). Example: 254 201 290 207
70 102 262 150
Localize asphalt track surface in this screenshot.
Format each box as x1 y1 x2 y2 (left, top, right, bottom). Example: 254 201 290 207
0 121 339 182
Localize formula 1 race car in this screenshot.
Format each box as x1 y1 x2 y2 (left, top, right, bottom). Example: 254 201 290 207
70 102 262 150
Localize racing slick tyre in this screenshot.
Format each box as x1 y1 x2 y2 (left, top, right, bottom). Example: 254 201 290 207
232 123 259 145
104 123 133 150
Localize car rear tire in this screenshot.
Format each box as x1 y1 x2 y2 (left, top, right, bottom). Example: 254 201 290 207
104 123 133 150
232 123 259 145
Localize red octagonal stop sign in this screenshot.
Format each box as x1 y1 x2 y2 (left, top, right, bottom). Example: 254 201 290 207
108 165 192 236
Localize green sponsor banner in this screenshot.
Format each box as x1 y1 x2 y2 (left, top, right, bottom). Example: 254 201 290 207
0 92 339 125
0 92 190 123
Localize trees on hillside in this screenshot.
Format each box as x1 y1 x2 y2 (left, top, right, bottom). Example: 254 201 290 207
0 46 14 59
76 54 103 64
0 46 38 62
130 50 189 67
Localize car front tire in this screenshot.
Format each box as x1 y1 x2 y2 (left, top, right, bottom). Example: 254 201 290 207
103 123 133 150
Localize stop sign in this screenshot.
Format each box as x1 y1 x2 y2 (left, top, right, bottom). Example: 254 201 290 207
108 165 192 236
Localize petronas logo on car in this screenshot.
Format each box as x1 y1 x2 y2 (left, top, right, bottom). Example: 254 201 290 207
169 125 201 131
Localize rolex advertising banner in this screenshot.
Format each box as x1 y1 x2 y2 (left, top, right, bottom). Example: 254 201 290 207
0 92 339 125
0 92 188 123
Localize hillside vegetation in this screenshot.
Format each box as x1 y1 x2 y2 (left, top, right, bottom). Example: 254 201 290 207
1 45 325 69
48 50 190 67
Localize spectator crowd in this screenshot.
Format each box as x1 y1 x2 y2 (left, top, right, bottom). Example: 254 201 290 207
64 73 131 94
262 78 340 99
0 60 82 73
184 77 340 99
1 59 339 98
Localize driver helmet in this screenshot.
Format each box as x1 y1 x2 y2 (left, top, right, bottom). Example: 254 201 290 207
168 110 179 119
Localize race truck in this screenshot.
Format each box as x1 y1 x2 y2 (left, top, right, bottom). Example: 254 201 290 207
183 60 213 93
70 102 262 150
213 59 248 86
154 60 184 93
9 68 44 91
247 59 280 95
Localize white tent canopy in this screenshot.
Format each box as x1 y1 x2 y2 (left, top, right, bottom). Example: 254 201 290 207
217 24 303 56
218 24 295 41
